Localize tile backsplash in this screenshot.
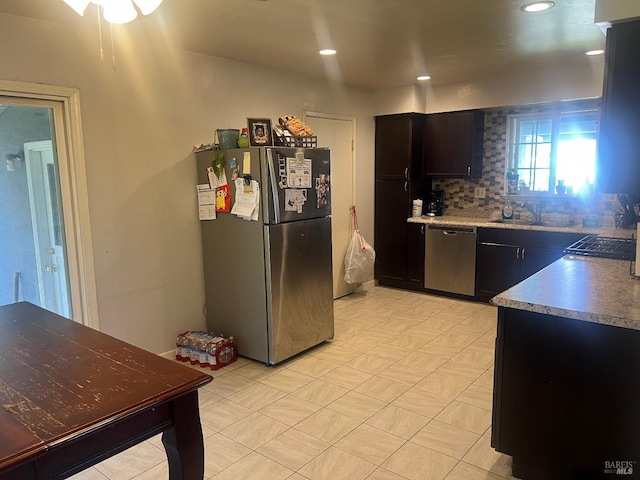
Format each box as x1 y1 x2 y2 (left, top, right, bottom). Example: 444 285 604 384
431 98 621 226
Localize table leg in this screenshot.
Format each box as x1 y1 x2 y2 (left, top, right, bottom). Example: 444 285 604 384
162 391 204 480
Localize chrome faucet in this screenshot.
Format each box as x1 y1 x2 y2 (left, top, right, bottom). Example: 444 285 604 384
520 202 540 222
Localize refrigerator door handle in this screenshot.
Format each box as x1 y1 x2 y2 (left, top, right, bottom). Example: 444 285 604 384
266 148 281 224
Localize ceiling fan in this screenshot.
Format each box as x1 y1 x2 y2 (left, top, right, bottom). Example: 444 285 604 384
62 0 163 24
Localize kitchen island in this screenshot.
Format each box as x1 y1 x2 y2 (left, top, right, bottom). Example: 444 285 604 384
491 255 640 479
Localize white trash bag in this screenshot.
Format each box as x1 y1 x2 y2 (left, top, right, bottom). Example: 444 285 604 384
344 206 376 284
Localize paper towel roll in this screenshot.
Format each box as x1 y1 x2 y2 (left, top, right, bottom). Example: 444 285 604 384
412 199 423 218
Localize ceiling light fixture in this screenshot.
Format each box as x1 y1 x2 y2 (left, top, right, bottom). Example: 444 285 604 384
586 49 605 56
63 0 163 69
63 0 163 24
319 49 337 56
417 75 432 81
520 1 555 12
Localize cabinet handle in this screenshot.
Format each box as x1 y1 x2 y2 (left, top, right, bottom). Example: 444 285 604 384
521 247 526 260
404 167 409 179
516 247 520 259
421 225 425 234
467 166 471 177
404 181 408 192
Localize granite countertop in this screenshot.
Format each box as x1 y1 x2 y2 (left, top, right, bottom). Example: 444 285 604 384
407 215 634 238
492 255 640 331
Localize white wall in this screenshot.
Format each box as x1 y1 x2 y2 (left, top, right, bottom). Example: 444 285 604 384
0 13 374 353
595 0 640 24
421 62 605 112
371 60 605 115
372 85 427 116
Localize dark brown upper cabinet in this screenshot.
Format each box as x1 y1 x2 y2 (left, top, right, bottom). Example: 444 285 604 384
375 113 424 180
423 110 485 178
597 19 640 194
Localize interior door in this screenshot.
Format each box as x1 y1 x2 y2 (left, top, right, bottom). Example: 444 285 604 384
303 112 356 298
24 140 70 318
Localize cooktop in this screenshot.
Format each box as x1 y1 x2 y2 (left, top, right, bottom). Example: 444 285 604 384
564 235 636 261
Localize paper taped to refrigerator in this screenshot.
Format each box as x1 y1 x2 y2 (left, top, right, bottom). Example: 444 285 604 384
285 189 307 213
197 184 216 220
287 157 312 188
231 178 260 220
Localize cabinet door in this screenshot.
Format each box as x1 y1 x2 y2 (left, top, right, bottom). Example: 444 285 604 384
476 243 521 300
597 20 640 194
375 114 424 179
407 223 425 285
375 179 410 281
520 247 564 280
424 110 484 178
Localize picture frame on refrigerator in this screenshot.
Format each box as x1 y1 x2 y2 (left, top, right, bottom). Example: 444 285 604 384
247 118 273 146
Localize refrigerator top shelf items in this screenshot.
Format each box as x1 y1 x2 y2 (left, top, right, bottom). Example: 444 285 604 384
273 135 318 148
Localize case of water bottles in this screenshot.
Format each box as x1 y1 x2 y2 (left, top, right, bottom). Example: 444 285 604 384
175 331 237 370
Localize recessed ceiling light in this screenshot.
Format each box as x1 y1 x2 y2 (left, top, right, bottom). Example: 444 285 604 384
586 49 605 56
417 75 432 81
520 1 555 12
319 49 336 56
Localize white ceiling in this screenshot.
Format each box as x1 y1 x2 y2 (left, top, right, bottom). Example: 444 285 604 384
0 0 606 89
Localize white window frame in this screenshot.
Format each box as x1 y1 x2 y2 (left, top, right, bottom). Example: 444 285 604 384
507 109 599 194
0 80 99 329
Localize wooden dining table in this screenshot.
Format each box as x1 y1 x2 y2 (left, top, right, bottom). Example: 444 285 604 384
0 302 212 479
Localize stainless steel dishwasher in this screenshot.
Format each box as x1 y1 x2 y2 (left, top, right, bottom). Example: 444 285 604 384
425 225 477 296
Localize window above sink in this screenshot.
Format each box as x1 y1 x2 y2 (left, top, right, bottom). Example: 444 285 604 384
507 109 599 196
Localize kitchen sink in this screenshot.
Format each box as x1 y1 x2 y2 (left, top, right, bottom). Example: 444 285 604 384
487 219 535 225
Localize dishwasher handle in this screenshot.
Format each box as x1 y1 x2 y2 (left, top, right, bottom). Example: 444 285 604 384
428 225 477 235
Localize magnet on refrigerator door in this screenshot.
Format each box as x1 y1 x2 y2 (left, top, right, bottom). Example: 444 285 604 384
229 158 239 181
316 174 330 208
216 184 231 213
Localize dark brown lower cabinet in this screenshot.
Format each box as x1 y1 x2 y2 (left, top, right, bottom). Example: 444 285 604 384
476 243 520 298
476 229 584 301
493 307 640 479
374 179 410 283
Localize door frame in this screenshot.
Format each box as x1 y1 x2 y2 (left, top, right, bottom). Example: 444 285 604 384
303 111 357 298
0 80 98 329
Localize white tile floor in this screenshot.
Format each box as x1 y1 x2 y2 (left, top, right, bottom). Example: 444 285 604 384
71 285 519 480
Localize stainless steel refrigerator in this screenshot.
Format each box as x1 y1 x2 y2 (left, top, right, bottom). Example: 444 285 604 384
196 146 334 365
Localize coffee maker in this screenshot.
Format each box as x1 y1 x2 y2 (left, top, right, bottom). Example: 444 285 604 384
426 190 444 216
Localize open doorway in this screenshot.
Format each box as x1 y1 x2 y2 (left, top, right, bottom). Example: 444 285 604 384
0 82 97 327
0 105 70 317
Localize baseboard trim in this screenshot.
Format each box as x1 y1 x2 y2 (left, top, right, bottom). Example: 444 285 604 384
159 349 176 360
